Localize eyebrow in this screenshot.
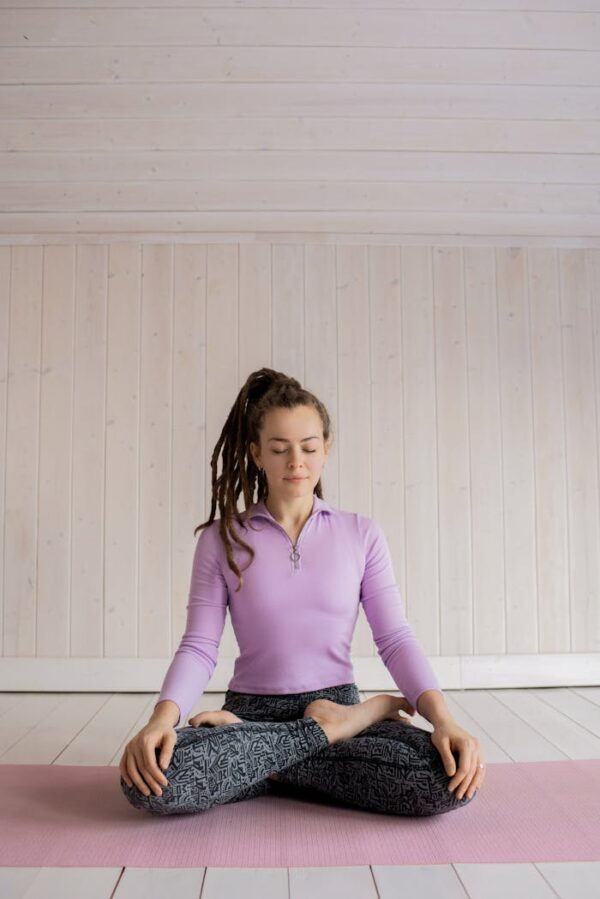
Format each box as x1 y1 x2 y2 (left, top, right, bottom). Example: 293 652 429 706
268 436 319 442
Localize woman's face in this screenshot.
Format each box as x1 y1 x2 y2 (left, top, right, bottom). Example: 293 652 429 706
250 405 330 498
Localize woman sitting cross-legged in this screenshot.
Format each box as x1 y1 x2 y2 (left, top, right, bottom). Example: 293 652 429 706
120 367 484 817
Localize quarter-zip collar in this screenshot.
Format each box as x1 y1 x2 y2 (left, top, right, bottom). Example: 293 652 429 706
244 493 335 573
248 493 335 522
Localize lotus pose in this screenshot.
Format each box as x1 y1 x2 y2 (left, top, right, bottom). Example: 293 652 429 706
120 367 484 817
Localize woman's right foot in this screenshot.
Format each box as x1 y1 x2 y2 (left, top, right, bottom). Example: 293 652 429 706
303 694 407 745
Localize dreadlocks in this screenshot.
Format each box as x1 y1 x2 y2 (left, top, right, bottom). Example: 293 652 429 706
193 367 332 592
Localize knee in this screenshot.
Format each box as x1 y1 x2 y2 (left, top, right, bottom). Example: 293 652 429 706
119 745 194 817
425 751 481 815
386 782 479 818
119 774 175 816
411 744 481 817
120 774 153 813
425 785 479 816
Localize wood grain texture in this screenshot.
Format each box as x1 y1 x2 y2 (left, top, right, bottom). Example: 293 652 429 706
0 3 598 240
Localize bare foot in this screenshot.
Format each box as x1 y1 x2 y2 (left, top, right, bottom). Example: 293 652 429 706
267 695 411 779
188 710 244 727
302 694 409 745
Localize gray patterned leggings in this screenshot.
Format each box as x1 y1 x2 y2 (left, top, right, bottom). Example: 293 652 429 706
120 682 477 817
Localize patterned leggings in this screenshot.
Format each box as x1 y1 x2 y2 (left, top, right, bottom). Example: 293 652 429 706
120 682 477 817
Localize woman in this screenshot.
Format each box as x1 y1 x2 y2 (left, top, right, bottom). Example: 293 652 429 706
120 367 485 816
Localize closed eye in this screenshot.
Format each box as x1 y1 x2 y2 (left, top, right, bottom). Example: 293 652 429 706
273 449 317 454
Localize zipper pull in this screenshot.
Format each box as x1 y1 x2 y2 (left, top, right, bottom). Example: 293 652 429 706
290 547 300 570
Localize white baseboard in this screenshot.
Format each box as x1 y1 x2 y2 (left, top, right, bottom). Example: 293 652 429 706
1 654 598 693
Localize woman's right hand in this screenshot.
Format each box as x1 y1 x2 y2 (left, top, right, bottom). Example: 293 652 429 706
119 721 177 798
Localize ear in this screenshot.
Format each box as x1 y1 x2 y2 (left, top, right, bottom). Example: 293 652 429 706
248 441 260 469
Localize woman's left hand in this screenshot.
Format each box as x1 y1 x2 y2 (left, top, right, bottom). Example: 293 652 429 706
430 718 485 800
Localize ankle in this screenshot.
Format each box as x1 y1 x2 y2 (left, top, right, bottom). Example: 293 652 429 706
306 714 336 746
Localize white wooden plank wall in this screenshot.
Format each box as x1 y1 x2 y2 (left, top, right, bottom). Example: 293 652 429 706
0 2 598 691
0 1 598 240
1 242 599 691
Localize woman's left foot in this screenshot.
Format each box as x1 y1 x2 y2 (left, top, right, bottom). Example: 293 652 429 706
302 694 405 745
267 695 404 781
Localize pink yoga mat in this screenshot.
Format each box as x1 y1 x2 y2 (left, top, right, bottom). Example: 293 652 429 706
1 760 599 868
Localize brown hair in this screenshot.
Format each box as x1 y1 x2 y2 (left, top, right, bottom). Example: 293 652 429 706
193 367 332 592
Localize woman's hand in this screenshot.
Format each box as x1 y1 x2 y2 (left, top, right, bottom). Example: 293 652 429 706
430 718 485 800
119 721 176 798
188 710 245 727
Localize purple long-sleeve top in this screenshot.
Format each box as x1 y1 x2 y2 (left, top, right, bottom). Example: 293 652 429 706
155 494 442 726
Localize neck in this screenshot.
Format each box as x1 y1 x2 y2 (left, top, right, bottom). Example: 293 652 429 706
264 492 315 526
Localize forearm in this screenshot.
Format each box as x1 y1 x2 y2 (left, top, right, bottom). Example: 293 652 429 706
416 689 454 726
150 699 181 728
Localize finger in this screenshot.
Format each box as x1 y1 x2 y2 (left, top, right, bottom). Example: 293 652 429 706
438 740 459 779
457 772 478 800
471 767 485 797
119 763 133 788
147 746 169 787
140 751 167 795
158 747 173 772
119 753 133 788
456 764 478 799
134 750 164 797
462 764 485 800
447 746 473 792
126 755 151 798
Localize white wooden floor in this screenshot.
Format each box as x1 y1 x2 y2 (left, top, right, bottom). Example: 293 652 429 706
1 687 600 899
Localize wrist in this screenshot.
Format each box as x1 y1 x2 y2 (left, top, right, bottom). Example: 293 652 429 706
416 689 454 727
151 699 181 728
